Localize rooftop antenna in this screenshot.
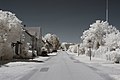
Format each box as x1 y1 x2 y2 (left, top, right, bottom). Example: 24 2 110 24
106 0 109 22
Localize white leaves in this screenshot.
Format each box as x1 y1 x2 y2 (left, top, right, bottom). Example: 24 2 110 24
44 33 60 51
81 20 120 62
0 10 22 60
81 20 119 49
0 10 22 43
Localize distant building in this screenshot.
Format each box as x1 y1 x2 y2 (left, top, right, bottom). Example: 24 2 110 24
13 26 42 59
24 27 42 56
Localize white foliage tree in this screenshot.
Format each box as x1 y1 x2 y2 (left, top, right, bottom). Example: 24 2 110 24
44 33 60 52
81 20 118 50
0 10 22 60
68 44 79 53
81 20 120 62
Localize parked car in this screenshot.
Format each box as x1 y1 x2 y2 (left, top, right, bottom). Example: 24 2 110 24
41 47 48 56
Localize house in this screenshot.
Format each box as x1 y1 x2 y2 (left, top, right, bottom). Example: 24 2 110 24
13 26 42 59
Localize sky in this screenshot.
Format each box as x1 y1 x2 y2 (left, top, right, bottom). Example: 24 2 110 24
0 0 120 43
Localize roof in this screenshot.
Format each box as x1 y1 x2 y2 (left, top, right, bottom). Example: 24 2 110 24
25 27 42 39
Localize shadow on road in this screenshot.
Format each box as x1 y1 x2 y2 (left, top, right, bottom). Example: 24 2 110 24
0 59 44 67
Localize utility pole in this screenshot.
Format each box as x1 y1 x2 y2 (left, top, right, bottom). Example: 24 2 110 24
106 0 109 22
89 48 91 61
88 40 92 61
78 44 80 56
39 27 42 55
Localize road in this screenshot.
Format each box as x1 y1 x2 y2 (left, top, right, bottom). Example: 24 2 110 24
21 51 108 80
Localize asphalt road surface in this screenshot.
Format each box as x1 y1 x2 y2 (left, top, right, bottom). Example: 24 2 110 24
21 51 111 80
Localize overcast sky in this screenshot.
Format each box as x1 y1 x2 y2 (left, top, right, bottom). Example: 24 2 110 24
0 0 120 43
